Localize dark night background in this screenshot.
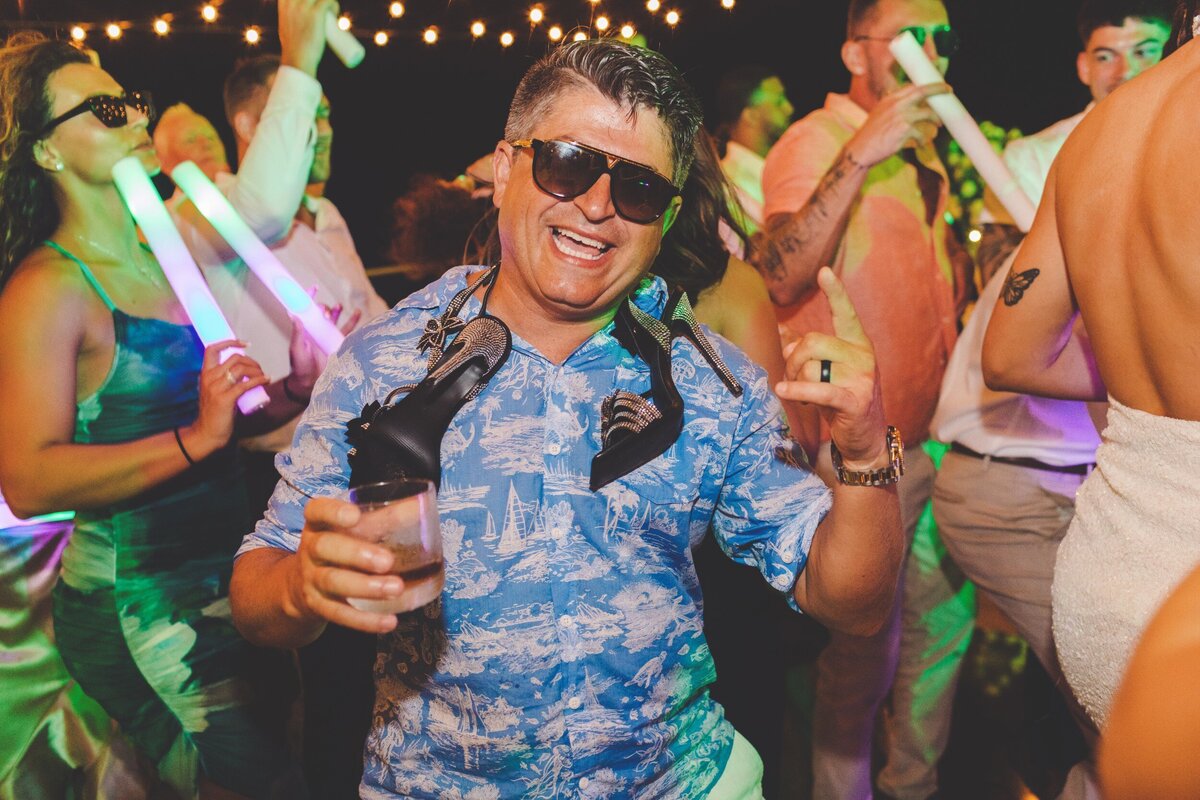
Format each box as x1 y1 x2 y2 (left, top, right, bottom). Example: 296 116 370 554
2 1 1089 266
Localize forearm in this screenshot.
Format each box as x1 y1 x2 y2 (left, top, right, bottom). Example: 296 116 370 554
793 482 903 636
228 66 322 243
984 313 1104 401
230 547 327 648
756 148 868 305
1 427 218 518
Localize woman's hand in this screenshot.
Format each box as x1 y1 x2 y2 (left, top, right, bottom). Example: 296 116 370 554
283 307 360 404
184 340 269 459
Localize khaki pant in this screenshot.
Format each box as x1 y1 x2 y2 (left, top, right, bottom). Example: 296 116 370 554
933 451 1099 800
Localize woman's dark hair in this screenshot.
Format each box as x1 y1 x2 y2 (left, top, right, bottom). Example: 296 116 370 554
654 130 748 303
0 32 91 287
712 65 776 155
1166 0 1197 54
390 174 495 283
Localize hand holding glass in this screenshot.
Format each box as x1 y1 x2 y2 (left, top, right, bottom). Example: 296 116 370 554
346 479 443 614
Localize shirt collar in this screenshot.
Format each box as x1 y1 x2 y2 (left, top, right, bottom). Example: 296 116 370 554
825 93 869 130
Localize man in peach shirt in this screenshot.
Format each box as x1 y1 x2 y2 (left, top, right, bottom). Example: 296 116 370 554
758 0 973 797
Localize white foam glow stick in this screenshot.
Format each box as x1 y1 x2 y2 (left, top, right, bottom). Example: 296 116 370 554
170 161 346 355
325 13 364 68
112 157 269 414
889 31 1037 232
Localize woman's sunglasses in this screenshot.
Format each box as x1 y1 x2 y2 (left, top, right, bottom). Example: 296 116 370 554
510 138 680 225
40 90 156 137
855 24 961 58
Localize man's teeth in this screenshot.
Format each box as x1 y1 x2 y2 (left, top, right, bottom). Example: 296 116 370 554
553 227 611 260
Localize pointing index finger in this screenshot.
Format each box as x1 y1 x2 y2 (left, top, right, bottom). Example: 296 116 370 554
818 267 868 345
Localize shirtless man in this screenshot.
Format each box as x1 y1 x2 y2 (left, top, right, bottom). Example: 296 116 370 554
981 10 1200 726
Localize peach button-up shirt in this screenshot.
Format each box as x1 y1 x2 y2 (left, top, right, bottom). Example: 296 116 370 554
762 93 961 444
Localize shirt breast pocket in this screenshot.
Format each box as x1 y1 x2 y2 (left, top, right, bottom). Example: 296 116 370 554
607 448 716 555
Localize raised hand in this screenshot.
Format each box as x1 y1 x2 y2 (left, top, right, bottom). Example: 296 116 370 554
776 267 888 466
285 497 402 633
279 0 340 76
185 340 270 459
846 82 950 167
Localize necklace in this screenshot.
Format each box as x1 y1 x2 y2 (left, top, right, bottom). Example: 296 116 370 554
70 233 166 290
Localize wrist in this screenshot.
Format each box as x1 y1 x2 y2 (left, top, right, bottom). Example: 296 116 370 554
179 424 221 463
842 145 871 172
830 426 905 487
283 374 313 405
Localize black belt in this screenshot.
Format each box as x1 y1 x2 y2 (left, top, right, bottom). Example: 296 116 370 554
949 442 1094 476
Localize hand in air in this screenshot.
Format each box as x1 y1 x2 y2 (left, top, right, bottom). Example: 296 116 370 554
847 82 949 166
776 267 888 466
284 306 361 403
184 340 270 458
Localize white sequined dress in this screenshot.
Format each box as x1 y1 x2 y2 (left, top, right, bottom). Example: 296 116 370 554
1052 397 1200 726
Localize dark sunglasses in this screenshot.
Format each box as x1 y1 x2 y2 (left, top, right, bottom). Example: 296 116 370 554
39 90 156 137
510 138 680 224
855 24 961 58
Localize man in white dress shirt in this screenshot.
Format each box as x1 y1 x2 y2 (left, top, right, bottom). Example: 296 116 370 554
932 3 1171 796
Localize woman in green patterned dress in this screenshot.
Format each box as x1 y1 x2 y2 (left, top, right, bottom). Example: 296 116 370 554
0 28 326 799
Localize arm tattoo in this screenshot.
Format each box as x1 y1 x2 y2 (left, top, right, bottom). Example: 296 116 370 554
1001 266 1041 306
754 150 862 285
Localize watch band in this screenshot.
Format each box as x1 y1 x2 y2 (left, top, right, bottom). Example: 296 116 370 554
830 426 905 486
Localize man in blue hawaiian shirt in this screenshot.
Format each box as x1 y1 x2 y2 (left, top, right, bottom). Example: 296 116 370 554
230 40 904 799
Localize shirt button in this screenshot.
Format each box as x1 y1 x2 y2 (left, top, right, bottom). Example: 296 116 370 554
579 777 591 789
547 442 562 455
567 696 582 710
559 614 575 628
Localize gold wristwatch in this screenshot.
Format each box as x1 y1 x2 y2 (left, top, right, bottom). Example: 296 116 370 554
830 426 904 486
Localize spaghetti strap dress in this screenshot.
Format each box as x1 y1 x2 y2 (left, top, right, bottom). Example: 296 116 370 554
45 241 293 798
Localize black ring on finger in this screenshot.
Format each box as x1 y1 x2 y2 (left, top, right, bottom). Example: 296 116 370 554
820 359 832 383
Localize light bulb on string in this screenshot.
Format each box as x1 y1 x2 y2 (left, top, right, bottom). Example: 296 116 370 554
153 18 171 35
471 21 486 38
500 31 515 47
105 23 122 40
423 26 439 44
337 15 351 31
721 0 735 7
573 30 587 41
70 25 87 42
665 9 680 26
548 25 563 41
529 6 545 24
595 16 610 31
646 0 661 12
620 24 635 38
245 26 261 44
389 2 405 18
374 30 389 46
200 4 217 23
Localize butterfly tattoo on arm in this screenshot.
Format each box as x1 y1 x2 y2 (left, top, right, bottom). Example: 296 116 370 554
1002 267 1041 307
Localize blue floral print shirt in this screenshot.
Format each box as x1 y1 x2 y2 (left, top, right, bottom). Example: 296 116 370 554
239 266 832 799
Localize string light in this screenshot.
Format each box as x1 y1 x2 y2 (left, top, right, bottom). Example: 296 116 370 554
721 0 735 7
244 26 261 44
968 228 982 243
471 20 486 37
646 0 661 12
595 15 610 31
620 24 635 38
500 30 515 47
153 17 171 35
665 9 680 25
548 25 563 41
105 23 122 40
200 4 217 23
388 2 405 18
423 26 439 44
529 6 545 24
374 30 389 46
337 15 351 31
573 30 587 41
70 25 86 42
